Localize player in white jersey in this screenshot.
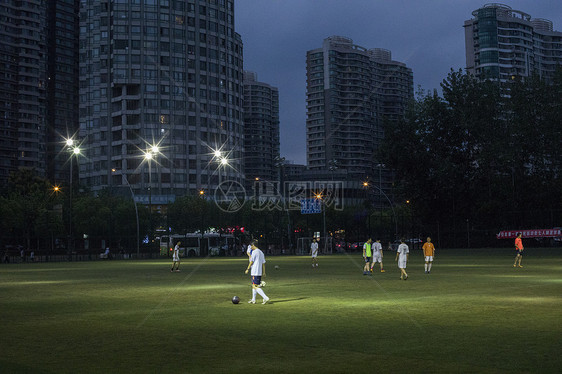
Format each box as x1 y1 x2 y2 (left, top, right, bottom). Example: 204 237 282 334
395 238 409 280
244 240 269 304
171 241 181 272
310 238 319 268
370 239 385 273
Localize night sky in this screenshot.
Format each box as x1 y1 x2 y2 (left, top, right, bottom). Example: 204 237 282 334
235 0 562 164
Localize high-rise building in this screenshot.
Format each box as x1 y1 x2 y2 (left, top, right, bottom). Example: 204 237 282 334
306 36 413 179
464 4 562 83
0 0 79 187
242 71 279 191
78 0 244 204
46 0 80 186
0 0 48 184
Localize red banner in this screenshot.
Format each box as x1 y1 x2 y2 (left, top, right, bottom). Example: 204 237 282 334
496 229 562 239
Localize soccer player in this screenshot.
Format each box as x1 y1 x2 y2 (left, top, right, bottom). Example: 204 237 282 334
362 239 372 275
310 238 319 268
513 232 524 268
395 238 409 280
171 241 181 272
422 237 436 274
370 239 385 273
244 241 269 304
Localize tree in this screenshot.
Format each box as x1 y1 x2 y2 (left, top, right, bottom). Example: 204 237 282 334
0 168 59 250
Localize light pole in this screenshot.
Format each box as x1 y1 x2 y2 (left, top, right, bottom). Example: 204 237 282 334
315 193 327 252
328 159 338 182
65 138 80 259
112 169 140 258
274 156 292 252
364 181 398 240
144 145 159 243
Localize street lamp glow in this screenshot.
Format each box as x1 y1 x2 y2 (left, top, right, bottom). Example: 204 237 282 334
73 147 80 155
363 181 369 187
214 149 222 158
144 151 153 160
66 138 74 147
220 157 228 166
150 145 159 154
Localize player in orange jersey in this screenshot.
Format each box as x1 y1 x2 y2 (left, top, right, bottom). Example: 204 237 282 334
513 233 524 268
422 237 435 274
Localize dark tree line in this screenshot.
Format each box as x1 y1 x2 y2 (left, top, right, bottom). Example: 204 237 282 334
381 68 562 245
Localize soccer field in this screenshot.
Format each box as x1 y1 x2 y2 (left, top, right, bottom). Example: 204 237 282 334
0 248 561 373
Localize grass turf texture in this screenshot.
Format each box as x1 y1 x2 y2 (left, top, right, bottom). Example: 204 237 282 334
0 248 561 373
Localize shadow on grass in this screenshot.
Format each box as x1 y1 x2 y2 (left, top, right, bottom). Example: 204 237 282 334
268 297 308 304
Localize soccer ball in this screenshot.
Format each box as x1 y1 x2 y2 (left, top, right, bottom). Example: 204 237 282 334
232 296 240 304
274 265 279 270
259 281 266 287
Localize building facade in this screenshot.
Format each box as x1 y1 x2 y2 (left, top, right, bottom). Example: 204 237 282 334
242 71 280 192
78 0 244 203
0 0 80 187
0 0 48 184
47 0 80 186
305 36 413 180
464 4 562 83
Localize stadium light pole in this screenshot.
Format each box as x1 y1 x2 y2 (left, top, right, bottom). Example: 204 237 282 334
65 138 80 259
144 145 159 243
315 193 327 252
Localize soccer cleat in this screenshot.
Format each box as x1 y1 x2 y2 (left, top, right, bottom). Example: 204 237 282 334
518 265 523 268
404 275 408 280
513 264 516 267
248 300 256 304
381 269 385 273
262 297 269 305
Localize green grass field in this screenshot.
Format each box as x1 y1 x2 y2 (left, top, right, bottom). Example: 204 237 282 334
1 248 561 373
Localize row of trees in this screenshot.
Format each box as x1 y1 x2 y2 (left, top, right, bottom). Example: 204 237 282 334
0 170 386 254
381 68 562 240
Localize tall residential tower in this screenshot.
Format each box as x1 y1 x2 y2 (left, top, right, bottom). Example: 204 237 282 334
306 36 413 179
464 4 562 83
0 0 48 183
242 71 280 190
78 0 244 203
0 0 80 187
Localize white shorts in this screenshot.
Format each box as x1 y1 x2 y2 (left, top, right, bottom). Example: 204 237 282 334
398 259 407 269
425 256 433 262
311 253 318 258
173 255 179 262
372 253 382 263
